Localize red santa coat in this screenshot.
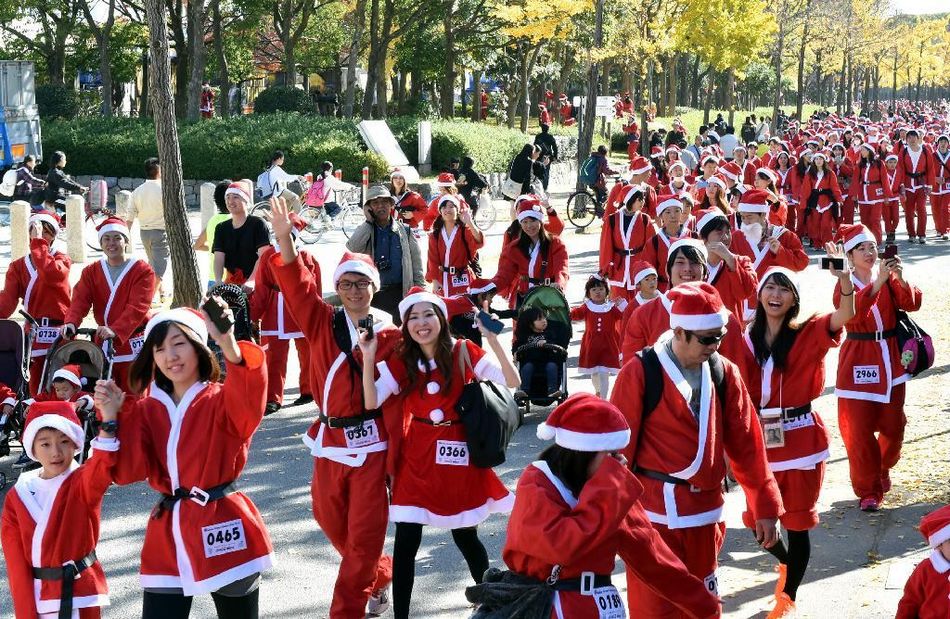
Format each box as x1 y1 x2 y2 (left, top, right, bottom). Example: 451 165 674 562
831 158 855 199
899 144 936 192
730 227 808 276
735 160 756 186
599 210 655 290
427 223 484 296
64 258 155 364
395 190 429 229
799 170 844 215
884 167 903 200
492 237 569 308
610 345 783 530
605 185 657 220
503 458 721 619
0 238 72 359
503 213 565 248
932 149 950 196
248 245 318 339
639 228 696 292
376 339 514 527
834 274 922 403
570 299 624 374
895 550 950 619
775 167 798 207
1 440 117 617
112 341 274 594
706 255 758 322
851 160 894 205
268 253 402 469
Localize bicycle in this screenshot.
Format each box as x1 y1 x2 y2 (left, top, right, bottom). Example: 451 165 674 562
472 191 498 231
564 174 623 231
251 184 364 244
49 181 114 251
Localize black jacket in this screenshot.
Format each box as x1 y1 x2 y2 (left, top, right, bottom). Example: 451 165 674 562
508 154 544 194
44 168 83 202
533 132 558 162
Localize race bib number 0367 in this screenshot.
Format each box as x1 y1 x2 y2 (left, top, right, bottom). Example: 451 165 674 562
344 420 379 449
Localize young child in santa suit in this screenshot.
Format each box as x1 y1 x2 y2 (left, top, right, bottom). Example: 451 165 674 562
248 212 315 415
896 504 950 619
882 154 904 245
472 393 720 618
27 364 95 412
640 195 696 293
1 400 120 618
569 275 625 399
617 261 661 342
931 135 950 241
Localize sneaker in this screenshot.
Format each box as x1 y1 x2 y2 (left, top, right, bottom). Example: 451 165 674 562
942 234 949 240
767 592 796 618
548 389 564 400
859 496 880 512
907 236 916 243
366 587 390 616
264 401 281 416
919 237 926 244
882 471 892 493
774 563 788 599
886 232 896 243
291 394 314 407
513 390 528 402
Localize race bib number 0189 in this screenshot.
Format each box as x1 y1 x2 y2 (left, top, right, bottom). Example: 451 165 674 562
853 365 880 385
344 420 380 449
436 440 469 466
592 586 626 619
201 519 247 558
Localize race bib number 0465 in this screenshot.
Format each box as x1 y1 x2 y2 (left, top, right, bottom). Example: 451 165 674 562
202 519 247 558
436 440 469 466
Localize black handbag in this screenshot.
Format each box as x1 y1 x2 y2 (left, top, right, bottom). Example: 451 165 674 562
456 341 521 468
887 283 934 377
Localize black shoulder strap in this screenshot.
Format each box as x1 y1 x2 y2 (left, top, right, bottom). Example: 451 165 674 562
637 347 663 420
332 308 377 414
709 352 728 412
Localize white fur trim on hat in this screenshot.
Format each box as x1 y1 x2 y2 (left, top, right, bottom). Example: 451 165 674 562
398 291 448 321
667 238 708 262
707 176 727 190
669 309 728 332
757 267 801 298
737 201 768 214
30 213 59 231
629 162 652 176
516 204 545 221
655 197 682 218
928 523 950 548
23 413 84 461
535 423 631 452
52 367 83 387
696 210 728 234
633 266 657 286
469 280 497 295
97 222 129 241
757 167 778 183
334 260 381 290
885 153 898 162
843 230 873 252
144 307 209 344
225 185 252 204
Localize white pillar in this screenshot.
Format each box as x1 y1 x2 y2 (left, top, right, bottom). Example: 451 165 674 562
65 195 87 263
115 190 137 247
10 200 30 260
200 182 217 229
418 121 432 176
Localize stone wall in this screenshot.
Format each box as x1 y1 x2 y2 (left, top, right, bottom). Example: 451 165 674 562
75 175 213 210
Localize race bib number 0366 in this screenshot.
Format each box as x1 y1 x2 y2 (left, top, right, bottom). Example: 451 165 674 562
201 519 247 558
853 365 880 385
436 440 469 466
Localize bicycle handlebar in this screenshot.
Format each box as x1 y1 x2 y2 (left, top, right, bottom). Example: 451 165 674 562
18 310 38 327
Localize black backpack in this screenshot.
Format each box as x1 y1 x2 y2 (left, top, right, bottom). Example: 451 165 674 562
637 346 727 422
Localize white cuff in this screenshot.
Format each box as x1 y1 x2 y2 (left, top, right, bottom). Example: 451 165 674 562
91 437 120 451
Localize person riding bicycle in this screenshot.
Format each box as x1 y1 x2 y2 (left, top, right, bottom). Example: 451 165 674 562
43 151 88 212
585 145 618 215
257 149 304 200
304 160 355 218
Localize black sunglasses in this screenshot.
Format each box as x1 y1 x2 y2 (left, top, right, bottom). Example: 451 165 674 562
686 330 727 345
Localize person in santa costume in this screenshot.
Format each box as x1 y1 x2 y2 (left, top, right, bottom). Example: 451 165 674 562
26 363 95 413
692 154 722 202
502 193 565 247
790 151 814 239
62 217 155 394
421 172 460 232
358 287 520 619
247 212 314 415
830 143 856 225
599 184 656 300
390 169 429 230
605 156 656 219
1 400 119 619
897 128 935 244
0 210 72 397
623 115 641 162
640 195 697 293
752 167 789 227
492 198 569 308
930 134 950 241
851 144 893 247
569 275 625 398
881 154 904 245
896 504 950 619
610 281 783 616
799 151 844 248
736 263 855 619
426 194 484 296
620 239 745 365
101 302 274 617
558 93 575 126
695 209 759 322
833 224 922 512
731 145 756 185
538 103 552 126
478 393 721 618
268 197 402 618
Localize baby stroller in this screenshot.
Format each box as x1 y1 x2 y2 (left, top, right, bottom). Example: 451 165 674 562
208 283 257 379
0 312 35 487
512 286 572 415
39 327 114 464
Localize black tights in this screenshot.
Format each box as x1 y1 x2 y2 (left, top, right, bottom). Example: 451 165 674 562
761 529 811 600
142 589 259 619
392 522 489 619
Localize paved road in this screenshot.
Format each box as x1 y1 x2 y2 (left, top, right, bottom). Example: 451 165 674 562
1 192 948 618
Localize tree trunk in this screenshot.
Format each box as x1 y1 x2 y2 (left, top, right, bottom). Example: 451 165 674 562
361 0 381 119
343 0 367 118
577 0 605 191
669 53 678 115
518 44 542 133
471 69 483 121
376 57 388 117
441 0 456 118
186 0 207 121
703 69 715 125
167 0 189 118
726 68 735 127
144 0 201 307
771 17 785 134
139 50 149 117
211 0 230 118
690 56 701 108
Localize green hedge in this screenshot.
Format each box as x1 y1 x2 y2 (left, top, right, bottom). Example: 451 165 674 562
253 86 313 115
390 118 532 173
36 84 81 120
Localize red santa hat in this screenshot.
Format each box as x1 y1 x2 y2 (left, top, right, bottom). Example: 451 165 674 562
667 281 728 332
655 194 683 218
719 161 741 183
558 93 568 101
733 144 748 154
468 278 497 295
920 505 950 549
694 208 728 236
333 251 381 290
667 237 708 264
287 212 308 238
737 188 770 214
52 364 85 388
836 224 875 252
536 393 630 452
390 168 406 179
144 307 209 344
96 216 130 242
650 146 664 159
668 160 688 175
622 184 646 206
757 266 801 299
884 153 898 163
224 181 252 205
937 134 950 145
22 401 85 461
631 260 657 286
434 172 456 188
628 156 652 176
756 167 778 184
397 286 447 321
516 197 545 221
707 174 728 191
30 210 60 232
812 150 830 163
438 194 462 210
700 152 720 167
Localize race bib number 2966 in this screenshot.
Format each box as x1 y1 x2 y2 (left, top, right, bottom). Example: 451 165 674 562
853 365 880 385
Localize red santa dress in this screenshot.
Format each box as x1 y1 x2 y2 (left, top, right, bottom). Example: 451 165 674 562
570 299 624 375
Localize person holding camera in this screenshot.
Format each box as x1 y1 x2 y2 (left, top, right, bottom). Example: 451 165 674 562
347 185 424 325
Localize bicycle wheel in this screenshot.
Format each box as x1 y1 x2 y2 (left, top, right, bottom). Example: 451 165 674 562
473 202 498 231
250 201 272 221
341 204 365 239
84 211 110 251
296 206 328 244
565 191 596 229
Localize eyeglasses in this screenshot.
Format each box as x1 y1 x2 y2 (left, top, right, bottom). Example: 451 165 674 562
686 330 727 346
338 280 373 291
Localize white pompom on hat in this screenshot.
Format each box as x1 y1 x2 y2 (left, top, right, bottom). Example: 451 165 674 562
22 401 85 461
536 393 630 452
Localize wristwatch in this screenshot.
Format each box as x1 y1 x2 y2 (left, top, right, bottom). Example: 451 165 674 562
100 420 119 435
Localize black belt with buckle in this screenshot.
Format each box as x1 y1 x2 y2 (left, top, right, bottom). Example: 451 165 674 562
320 410 382 429
760 403 812 421
412 416 462 426
551 572 613 592
523 277 553 285
32 550 99 619
439 265 458 274
152 482 237 518
632 465 701 491
846 328 896 341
